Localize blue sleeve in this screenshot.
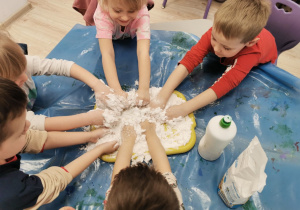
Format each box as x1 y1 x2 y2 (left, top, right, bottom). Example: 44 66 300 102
0 169 43 210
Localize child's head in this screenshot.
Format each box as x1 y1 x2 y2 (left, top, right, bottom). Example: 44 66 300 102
99 0 147 26
0 77 30 161
106 163 180 210
0 31 28 87
212 0 271 58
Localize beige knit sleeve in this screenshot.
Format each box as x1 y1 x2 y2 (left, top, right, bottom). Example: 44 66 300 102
25 166 73 210
21 129 48 154
163 172 185 210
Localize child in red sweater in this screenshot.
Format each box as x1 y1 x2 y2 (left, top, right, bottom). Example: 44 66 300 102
151 0 277 118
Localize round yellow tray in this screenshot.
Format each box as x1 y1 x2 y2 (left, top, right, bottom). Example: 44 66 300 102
95 90 196 162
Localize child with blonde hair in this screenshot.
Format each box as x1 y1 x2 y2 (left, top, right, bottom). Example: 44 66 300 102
104 121 184 210
0 31 114 132
94 0 151 106
0 77 119 210
151 0 278 118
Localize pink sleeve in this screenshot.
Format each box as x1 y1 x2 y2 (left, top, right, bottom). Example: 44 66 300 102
93 4 114 39
131 6 150 40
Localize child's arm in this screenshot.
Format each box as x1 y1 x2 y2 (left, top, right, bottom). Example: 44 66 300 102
141 121 171 173
64 141 118 177
150 64 189 109
111 125 136 182
30 141 118 209
69 63 114 98
166 88 217 119
43 128 108 150
151 30 212 109
136 39 151 105
98 39 127 98
27 55 115 102
44 109 105 131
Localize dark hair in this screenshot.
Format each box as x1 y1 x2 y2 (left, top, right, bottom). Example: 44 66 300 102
106 163 180 210
0 77 27 143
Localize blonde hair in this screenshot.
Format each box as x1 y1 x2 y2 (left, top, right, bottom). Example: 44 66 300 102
214 0 271 43
0 31 26 80
98 0 147 12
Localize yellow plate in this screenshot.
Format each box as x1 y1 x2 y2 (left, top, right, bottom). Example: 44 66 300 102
94 90 196 162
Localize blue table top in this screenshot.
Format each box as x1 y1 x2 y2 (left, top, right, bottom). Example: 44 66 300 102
22 24 300 210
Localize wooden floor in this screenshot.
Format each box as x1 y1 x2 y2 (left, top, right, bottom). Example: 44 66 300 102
4 0 300 78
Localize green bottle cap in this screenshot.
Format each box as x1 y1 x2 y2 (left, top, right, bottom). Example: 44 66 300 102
219 115 232 128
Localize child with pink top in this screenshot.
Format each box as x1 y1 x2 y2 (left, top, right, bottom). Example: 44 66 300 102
94 0 151 106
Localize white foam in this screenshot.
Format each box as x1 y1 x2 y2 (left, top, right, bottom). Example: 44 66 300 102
85 87 193 164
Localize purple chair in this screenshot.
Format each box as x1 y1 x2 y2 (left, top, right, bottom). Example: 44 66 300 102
162 0 213 19
265 0 300 55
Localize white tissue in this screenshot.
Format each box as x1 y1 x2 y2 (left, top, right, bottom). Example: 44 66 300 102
218 136 268 207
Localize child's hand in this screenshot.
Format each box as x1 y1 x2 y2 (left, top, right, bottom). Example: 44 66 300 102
103 109 121 128
94 81 127 111
121 125 136 142
165 104 188 119
96 140 119 155
140 120 155 131
136 89 150 106
88 128 110 143
149 95 167 110
94 79 114 101
86 109 104 125
108 89 129 112
115 89 128 99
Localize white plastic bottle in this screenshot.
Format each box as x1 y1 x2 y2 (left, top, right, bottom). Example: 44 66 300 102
198 115 237 161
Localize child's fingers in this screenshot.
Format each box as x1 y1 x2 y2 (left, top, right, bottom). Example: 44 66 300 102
88 109 105 125
94 127 110 136
136 90 150 107
113 142 119 150
103 109 121 128
135 97 150 107
121 125 137 141
89 128 110 143
149 97 166 109
140 120 156 130
95 91 107 100
121 125 135 135
99 140 119 154
140 120 149 129
122 125 134 131
166 105 184 119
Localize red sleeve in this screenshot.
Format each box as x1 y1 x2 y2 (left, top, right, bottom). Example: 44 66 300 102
210 53 260 98
40 143 45 153
258 29 278 64
179 28 212 73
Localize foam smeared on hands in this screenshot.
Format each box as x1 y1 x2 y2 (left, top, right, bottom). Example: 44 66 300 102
85 87 193 164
